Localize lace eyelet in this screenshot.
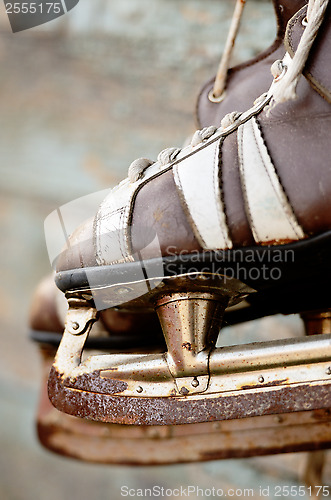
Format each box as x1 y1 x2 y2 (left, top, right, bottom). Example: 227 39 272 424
302 16 308 27
274 63 288 82
208 89 227 103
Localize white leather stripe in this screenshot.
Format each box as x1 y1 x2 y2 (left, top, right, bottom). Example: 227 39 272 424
238 117 305 243
173 139 233 250
95 160 175 265
95 178 133 265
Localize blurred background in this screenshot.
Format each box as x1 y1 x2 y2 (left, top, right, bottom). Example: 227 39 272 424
0 0 330 499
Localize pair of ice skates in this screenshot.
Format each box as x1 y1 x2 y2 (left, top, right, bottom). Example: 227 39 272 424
31 0 331 466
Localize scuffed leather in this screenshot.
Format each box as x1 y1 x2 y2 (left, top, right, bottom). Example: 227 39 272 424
131 170 202 258
56 217 98 272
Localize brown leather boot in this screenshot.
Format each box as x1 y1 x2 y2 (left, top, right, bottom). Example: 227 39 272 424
196 0 307 128
48 0 331 426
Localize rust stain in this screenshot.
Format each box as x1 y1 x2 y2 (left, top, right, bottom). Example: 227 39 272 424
180 387 189 396
63 370 128 395
182 342 192 351
48 367 331 426
40 355 331 463
240 379 289 390
153 209 164 223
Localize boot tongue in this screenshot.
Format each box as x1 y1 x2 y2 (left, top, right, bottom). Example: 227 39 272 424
275 0 308 32
284 3 331 104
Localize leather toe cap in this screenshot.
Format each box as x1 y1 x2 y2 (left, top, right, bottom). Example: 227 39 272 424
56 217 98 272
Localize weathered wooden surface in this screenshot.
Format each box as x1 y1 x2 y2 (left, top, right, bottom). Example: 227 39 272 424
0 1 330 499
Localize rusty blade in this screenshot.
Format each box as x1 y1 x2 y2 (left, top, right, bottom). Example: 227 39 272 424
48 366 331 426
39 358 331 464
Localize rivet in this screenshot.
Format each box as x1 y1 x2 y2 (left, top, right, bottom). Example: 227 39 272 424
136 386 143 393
326 367 331 375
191 378 199 388
258 376 265 383
72 322 79 331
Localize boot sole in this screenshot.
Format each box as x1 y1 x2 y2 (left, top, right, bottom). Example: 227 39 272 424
55 229 331 320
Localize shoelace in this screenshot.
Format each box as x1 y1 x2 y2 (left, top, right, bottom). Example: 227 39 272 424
128 127 218 182
128 122 235 183
209 0 246 102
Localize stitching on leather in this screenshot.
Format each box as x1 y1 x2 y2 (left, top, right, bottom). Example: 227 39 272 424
247 120 265 241
215 138 230 246
237 125 257 240
254 118 303 238
93 210 101 264
257 112 331 126
284 5 307 56
118 208 124 259
120 207 130 260
283 5 330 101
288 11 303 53
124 201 133 257
306 74 331 104
98 207 122 221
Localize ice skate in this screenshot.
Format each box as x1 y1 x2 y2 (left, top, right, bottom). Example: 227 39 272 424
47 0 331 426
36 1 308 338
